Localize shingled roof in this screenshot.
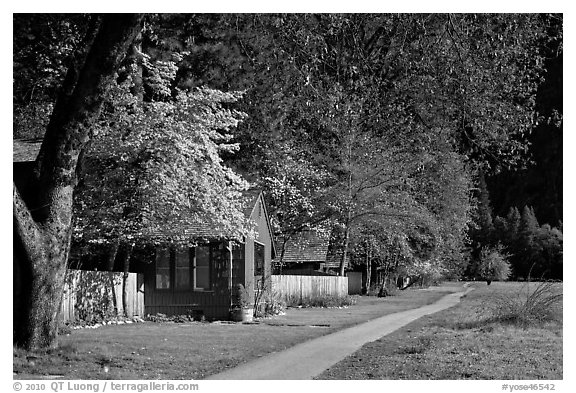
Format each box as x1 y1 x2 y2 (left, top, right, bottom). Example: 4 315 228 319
325 246 350 269
277 230 329 264
175 189 264 240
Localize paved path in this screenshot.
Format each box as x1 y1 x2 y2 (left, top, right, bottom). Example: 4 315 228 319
206 284 474 380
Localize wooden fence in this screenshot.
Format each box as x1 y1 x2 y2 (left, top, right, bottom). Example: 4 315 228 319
271 275 348 304
60 269 144 322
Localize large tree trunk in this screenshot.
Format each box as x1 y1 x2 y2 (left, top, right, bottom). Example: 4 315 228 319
13 14 143 350
14 186 73 349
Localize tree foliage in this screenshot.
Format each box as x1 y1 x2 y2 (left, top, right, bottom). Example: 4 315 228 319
75 80 251 246
477 244 511 284
153 13 556 279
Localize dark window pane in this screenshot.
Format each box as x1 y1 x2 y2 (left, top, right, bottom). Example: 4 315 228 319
175 248 190 289
195 246 210 289
254 242 265 276
155 248 170 289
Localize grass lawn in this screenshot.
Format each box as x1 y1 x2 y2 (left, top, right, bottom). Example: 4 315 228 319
317 281 563 380
13 284 456 380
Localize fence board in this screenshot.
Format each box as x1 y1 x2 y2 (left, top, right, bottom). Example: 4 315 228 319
60 270 144 322
271 275 348 304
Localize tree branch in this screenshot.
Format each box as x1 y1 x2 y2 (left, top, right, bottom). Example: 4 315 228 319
13 184 44 268
34 14 144 225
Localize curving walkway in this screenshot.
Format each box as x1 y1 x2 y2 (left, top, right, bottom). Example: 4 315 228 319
206 285 474 380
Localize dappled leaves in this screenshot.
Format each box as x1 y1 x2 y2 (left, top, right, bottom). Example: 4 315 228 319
75 80 251 245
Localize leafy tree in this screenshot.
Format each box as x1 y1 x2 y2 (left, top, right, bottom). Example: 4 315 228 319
73 20 256 315
260 152 333 268
477 244 511 285
227 14 548 278
487 14 562 227
533 224 563 279
13 14 143 350
13 14 91 139
75 82 251 248
520 206 540 244
505 207 522 242
489 205 562 280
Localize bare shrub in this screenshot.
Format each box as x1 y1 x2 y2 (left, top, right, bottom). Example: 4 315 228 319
253 277 287 317
480 281 562 327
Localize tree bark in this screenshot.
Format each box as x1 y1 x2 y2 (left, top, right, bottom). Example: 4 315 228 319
107 241 120 316
13 14 143 350
365 240 372 294
338 224 350 276
121 243 133 317
278 237 290 275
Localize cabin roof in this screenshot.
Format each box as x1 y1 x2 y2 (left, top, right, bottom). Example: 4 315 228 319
178 189 263 240
277 230 329 264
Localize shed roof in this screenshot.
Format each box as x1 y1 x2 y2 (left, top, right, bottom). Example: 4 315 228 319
277 230 329 264
325 247 350 269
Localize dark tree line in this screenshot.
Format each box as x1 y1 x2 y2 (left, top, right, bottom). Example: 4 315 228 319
467 175 562 281
487 14 562 228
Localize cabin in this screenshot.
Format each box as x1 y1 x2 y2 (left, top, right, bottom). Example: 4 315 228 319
274 230 329 274
274 229 349 275
141 189 276 320
13 139 276 322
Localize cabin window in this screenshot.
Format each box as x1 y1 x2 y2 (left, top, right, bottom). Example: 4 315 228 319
155 248 171 289
254 242 265 276
175 247 191 289
195 245 211 290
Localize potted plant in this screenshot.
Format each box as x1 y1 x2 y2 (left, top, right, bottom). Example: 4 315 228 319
230 284 253 322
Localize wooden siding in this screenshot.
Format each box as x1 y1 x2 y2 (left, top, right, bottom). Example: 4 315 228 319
60 270 144 322
140 193 274 320
245 194 273 295
271 275 348 304
144 243 233 320
232 243 245 288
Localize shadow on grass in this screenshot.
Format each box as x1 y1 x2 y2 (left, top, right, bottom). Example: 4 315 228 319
395 336 433 355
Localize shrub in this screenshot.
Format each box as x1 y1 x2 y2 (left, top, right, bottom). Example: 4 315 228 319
300 294 357 308
58 323 73 336
254 292 287 318
477 245 511 285
231 284 251 309
479 281 562 327
253 277 287 317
